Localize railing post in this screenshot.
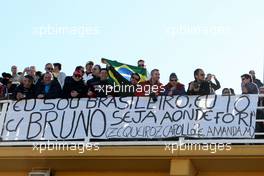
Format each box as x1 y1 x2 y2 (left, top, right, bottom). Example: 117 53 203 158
170 159 197 176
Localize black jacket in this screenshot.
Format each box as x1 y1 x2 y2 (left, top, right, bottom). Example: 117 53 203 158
35 80 62 99
14 84 36 100
86 76 100 97
87 76 100 90
208 78 221 94
94 79 113 97
63 76 86 98
187 80 211 95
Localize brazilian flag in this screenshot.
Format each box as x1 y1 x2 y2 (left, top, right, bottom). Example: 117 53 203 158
101 58 148 85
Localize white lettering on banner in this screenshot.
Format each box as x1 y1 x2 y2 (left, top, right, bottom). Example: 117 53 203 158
0 95 258 141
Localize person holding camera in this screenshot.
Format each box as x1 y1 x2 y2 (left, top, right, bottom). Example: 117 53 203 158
206 73 221 94
19 66 38 85
187 68 210 95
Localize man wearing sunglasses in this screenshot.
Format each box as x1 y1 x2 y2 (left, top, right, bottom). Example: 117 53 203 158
241 74 259 94
163 73 185 96
187 68 210 95
45 63 54 73
117 73 141 97
35 72 62 99
63 68 86 98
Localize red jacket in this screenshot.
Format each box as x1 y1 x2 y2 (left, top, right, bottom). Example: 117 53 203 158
164 82 186 95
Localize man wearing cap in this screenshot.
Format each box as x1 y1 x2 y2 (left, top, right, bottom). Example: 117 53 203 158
163 73 185 96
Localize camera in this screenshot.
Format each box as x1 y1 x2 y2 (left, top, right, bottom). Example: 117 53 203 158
193 82 200 89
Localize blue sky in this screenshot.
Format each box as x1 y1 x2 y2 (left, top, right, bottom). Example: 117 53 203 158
1 0 264 94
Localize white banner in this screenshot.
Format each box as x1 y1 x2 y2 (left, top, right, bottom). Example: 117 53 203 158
0 95 258 141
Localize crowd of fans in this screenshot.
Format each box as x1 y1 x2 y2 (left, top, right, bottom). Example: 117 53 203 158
0 60 263 101
0 59 264 137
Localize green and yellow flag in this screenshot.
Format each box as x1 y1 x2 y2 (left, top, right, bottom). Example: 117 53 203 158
101 58 148 85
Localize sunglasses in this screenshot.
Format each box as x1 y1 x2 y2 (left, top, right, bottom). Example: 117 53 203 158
74 74 82 78
170 79 177 82
200 74 205 76
46 67 53 71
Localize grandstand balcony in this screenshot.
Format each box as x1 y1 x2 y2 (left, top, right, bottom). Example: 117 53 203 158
0 95 263 176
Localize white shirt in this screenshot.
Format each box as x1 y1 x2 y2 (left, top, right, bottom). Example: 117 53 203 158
83 72 93 84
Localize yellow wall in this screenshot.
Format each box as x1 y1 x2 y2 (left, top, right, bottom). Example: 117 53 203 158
1 171 264 176
0 145 263 176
